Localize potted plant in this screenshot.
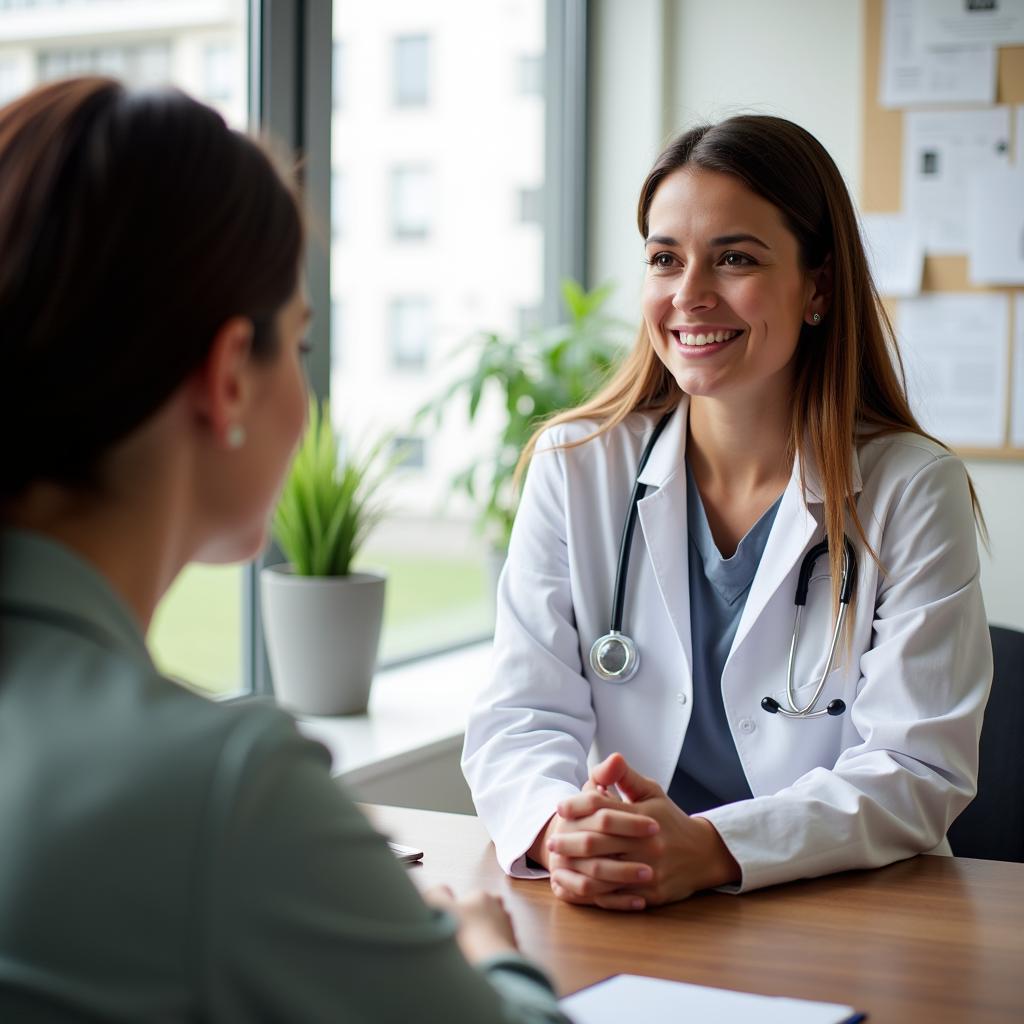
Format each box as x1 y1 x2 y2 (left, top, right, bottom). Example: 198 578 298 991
261 398 391 716
423 280 629 555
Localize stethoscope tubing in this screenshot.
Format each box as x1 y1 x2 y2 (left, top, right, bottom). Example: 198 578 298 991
590 410 859 721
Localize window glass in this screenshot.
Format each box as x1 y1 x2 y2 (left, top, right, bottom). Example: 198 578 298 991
332 39 344 109
393 33 429 107
0 0 251 696
389 297 431 370
331 0 546 662
391 164 432 239
516 53 543 97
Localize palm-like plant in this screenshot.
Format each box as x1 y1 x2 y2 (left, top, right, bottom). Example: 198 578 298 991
424 280 630 548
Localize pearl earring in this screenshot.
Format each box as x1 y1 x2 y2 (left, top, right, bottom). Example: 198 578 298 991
812 313 821 324
227 424 247 449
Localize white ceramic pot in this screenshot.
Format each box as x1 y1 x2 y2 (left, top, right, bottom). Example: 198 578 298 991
261 565 386 716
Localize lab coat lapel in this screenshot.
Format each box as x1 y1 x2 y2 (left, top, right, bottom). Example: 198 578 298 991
729 444 862 658
635 401 693 679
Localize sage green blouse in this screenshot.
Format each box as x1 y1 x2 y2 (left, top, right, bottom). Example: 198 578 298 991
0 529 567 1023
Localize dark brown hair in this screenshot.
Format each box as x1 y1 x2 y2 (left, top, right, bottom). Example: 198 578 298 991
0 76 303 499
521 115 983 616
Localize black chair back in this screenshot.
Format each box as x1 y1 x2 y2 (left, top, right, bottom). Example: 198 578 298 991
948 625 1024 863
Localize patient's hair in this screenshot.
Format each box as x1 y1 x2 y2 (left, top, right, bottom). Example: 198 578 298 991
0 76 303 500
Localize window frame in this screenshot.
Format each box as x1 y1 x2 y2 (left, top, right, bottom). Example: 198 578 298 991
241 0 588 694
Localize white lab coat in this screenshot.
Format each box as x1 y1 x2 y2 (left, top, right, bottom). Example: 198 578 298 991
462 399 992 892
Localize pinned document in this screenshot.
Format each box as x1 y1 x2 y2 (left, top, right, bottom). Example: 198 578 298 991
967 167 1024 286
879 0 995 109
860 213 925 297
560 975 863 1024
903 108 1011 254
898 293 1010 448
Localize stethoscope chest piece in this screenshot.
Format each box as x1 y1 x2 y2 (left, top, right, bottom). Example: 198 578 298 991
589 630 639 683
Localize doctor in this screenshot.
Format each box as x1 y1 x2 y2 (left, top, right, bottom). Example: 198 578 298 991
462 115 992 910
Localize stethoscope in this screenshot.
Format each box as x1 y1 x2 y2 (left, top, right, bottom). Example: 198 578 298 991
588 414 857 721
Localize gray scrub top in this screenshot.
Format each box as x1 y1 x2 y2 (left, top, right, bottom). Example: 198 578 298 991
0 528 567 1024
668 463 782 815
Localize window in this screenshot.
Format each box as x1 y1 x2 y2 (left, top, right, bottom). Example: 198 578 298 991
391 165 432 239
331 298 343 370
202 41 235 103
393 34 429 107
0 57 22 104
331 170 345 239
329 0 560 665
517 305 543 336
332 40 344 109
38 42 172 87
391 435 426 470
389 297 431 370
517 185 543 225
516 53 543 97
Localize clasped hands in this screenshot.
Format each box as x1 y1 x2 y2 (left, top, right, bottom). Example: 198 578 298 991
531 753 740 911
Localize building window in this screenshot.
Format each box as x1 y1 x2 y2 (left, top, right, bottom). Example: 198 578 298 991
389 297 431 370
331 299 343 370
202 41 235 103
517 305 543 336
517 186 543 226
391 165 432 240
0 57 22 104
331 170 345 239
332 40 345 109
393 34 429 107
38 42 172 88
516 53 543 97
391 435 426 470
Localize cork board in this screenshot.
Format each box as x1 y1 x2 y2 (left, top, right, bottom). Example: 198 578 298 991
862 0 1024 459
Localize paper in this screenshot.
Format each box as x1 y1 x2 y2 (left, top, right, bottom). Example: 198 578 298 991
1013 294 1024 447
860 213 925 297
919 0 1024 48
903 108 1011 253
898 293 1010 447
967 167 1024 285
560 975 859 1024
879 0 996 108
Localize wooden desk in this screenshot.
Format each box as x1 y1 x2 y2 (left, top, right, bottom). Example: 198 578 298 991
365 804 1024 1024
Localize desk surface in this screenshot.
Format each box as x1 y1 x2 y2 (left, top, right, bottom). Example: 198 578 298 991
365 804 1024 1024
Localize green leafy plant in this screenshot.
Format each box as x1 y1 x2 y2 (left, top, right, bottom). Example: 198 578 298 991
272 398 390 576
423 280 630 549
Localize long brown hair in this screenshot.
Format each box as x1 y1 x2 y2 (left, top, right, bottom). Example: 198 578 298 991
519 115 983 614
0 76 303 501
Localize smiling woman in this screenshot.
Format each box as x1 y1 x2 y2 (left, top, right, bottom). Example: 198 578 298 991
463 114 993 914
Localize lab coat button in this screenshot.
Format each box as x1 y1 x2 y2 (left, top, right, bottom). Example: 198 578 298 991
738 717 756 734
676 692 687 706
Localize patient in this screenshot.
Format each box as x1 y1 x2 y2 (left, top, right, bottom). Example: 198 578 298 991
0 77 568 1023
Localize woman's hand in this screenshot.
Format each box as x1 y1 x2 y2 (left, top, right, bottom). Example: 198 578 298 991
424 886 519 963
531 793 663 911
545 753 741 910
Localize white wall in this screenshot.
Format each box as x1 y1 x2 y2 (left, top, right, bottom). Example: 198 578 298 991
588 0 1022 630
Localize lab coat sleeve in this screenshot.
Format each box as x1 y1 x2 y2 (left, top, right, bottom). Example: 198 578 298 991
462 430 596 877
700 451 992 892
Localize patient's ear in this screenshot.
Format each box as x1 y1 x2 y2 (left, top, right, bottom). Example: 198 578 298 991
186 317 254 448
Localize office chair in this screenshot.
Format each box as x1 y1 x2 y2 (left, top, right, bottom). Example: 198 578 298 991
947 625 1024 863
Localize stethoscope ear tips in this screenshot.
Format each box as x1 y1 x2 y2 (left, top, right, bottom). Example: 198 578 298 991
761 696 781 714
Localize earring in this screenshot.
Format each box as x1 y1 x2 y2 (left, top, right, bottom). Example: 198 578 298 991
226 424 247 449
812 312 821 324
